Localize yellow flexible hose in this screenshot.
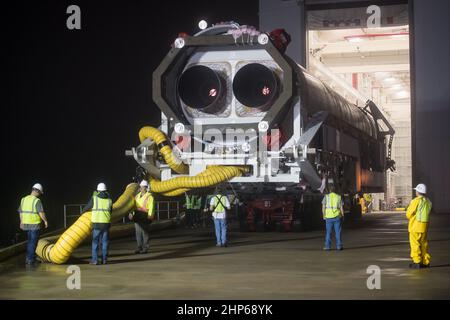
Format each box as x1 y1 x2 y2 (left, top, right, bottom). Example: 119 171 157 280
140 126 248 196
36 183 138 264
139 126 188 174
158 166 248 196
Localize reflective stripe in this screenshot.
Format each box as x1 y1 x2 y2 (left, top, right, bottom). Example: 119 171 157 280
325 193 341 219
91 196 112 223
416 197 431 223
20 195 41 224
214 195 226 213
135 192 155 215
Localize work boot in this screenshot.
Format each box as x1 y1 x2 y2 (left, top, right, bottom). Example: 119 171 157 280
134 249 141 254
420 263 430 268
140 249 148 254
323 247 331 251
102 260 107 265
90 261 99 265
337 247 344 251
409 263 421 269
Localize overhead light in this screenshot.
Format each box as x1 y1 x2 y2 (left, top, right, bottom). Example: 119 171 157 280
390 34 408 39
382 77 396 83
347 37 364 43
393 90 409 99
198 20 208 30
174 37 185 49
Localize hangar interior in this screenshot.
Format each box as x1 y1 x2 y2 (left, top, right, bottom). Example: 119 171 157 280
305 4 411 209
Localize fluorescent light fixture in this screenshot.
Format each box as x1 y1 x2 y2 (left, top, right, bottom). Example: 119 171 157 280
347 37 364 43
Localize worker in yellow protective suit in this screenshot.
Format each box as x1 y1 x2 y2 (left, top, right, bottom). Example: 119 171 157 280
406 183 432 269
359 194 367 214
363 193 373 213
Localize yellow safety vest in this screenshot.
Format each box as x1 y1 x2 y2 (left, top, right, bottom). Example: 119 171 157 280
135 192 155 216
416 197 431 223
91 196 112 223
19 195 42 224
406 196 432 233
324 193 342 219
185 195 194 209
193 196 202 210
213 195 226 213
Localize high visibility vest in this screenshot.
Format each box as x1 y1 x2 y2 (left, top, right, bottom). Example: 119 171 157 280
135 192 155 215
213 195 226 213
19 195 42 224
186 195 195 209
416 197 431 223
91 196 112 223
324 193 342 219
186 195 193 209
193 196 202 209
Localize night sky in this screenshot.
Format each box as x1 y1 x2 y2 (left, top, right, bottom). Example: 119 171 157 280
2 0 259 246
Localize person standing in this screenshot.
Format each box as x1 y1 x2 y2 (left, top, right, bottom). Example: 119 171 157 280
18 183 48 265
210 189 230 247
406 183 432 269
82 183 112 265
322 185 344 251
185 193 195 228
129 180 155 254
192 195 202 228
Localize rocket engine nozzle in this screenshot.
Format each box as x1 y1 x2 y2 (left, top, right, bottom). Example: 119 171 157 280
178 65 224 112
233 63 278 109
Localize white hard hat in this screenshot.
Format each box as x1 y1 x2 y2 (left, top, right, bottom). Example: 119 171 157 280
97 183 107 192
32 183 43 194
414 183 427 194
139 180 149 187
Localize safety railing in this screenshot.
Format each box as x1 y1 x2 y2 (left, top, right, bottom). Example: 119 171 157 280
156 201 180 221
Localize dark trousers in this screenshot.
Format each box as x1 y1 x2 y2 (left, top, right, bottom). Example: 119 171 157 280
135 223 149 251
186 209 195 227
26 229 40 263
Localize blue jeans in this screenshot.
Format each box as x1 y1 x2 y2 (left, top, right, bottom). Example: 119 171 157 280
26 230 40 263
92 228 109 263
325 217 343 249
213 218 227 246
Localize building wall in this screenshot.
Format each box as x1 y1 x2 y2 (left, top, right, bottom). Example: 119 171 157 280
259 0 306 65
260 0 450 213
411 0 450 213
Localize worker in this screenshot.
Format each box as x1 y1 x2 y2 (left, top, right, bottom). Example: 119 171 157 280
322 185 344 251
192 194 202 228
363 193 373 213
210 188 231 247
359 193 367 214
184 192 197 229
82 183 112 265
406 183 432 269
128 180 155 254
18 183 48 265
202 194 214 227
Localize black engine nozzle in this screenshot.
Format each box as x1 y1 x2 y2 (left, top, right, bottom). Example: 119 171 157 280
178 65 223 111
233 63 278 109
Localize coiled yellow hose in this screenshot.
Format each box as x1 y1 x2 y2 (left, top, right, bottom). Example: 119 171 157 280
140 126 248 196
36 183 138 264
139 126 188 174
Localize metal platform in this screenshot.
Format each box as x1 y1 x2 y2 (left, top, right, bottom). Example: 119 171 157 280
0 212 449 299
